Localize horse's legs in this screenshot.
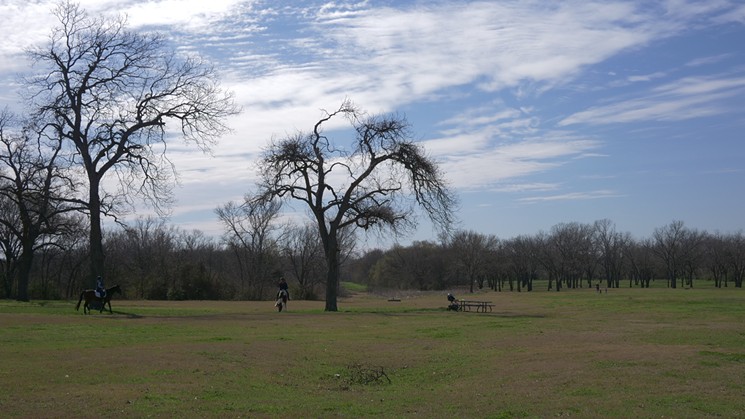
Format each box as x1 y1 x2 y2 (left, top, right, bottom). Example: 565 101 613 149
76 292 84 311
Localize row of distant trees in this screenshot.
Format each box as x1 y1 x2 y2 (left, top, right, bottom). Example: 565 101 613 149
1 213 742 301
0 214 320 301
351 219 745 292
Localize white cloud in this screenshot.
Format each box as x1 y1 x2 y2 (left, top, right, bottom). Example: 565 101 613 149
0 2 54 73
715 3 745 23
559 74 745 126
489 183 561 193
686 54 733 67
120 0 246 28
518 190 623 202
439 136 601 190
627 72 667 82
310 1 665 98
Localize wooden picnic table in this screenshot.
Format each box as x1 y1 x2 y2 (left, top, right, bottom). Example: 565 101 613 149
458 300 493 313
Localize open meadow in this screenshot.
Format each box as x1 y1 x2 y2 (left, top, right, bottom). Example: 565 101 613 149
1 285 744 418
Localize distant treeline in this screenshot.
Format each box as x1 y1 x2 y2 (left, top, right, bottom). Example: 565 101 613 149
351 219 744 293
1 217 742 301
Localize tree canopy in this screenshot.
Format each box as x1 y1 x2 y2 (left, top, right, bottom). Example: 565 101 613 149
25 1 239 283
256 100 457 310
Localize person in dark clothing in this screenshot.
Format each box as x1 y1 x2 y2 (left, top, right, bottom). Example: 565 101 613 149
447 293 459 311
278 277 289 300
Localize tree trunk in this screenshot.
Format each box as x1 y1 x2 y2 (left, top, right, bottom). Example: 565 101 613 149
88 178 105 287
15 245 34 302
2 264 11 298
323 234 339 311
324 260 339 311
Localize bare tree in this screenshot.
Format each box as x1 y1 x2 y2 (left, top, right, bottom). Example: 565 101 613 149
594 219 630 289
216 196 282 299
679 228 704 288
541 222 595 291
727 232 745 288
704 232 729 288
26 2 239 286
652 220 688 288
0 109 79 301
280 223 325 299
624 237 656 288
370 241 449 291
503 235 540 292
104 217 175 298
0 194 21 298
257 100 456 310
449 230 498 293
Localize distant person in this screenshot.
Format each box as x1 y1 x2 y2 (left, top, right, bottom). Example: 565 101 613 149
95 276 106 299
278 276 289 300
447 293 459 311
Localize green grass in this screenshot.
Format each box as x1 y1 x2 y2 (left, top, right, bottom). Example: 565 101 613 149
1 287 744 417
341 281 368 293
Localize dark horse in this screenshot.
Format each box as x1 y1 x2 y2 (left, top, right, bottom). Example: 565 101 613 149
275 289 288 312
76 285 122 314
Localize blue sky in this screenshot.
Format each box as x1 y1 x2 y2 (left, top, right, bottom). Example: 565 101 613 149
1 0 744 246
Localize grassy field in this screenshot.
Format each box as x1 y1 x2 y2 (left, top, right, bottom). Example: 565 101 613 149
1 286 744 418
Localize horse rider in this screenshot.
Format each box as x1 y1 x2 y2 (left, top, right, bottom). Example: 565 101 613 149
278 276 289 300
95 276 107 299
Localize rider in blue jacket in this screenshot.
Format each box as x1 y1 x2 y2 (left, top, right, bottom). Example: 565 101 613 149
95 276 106 299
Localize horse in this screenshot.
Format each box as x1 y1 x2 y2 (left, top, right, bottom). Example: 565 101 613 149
76 285 122 314
275 289 288 312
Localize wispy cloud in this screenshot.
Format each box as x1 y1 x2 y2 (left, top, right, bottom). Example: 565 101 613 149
559 73 745 126
309 1 665 98
489 183 561 193
627 72 667 82
686 54 734 67
519 190 623 203
437 134 601 190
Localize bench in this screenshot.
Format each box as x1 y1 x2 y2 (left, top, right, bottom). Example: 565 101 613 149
458 300 493 313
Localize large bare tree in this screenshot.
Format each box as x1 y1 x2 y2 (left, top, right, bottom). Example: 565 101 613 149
26 2 238 285
257 100 456 311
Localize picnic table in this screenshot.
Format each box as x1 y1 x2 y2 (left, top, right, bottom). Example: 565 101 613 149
458 300 493 313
